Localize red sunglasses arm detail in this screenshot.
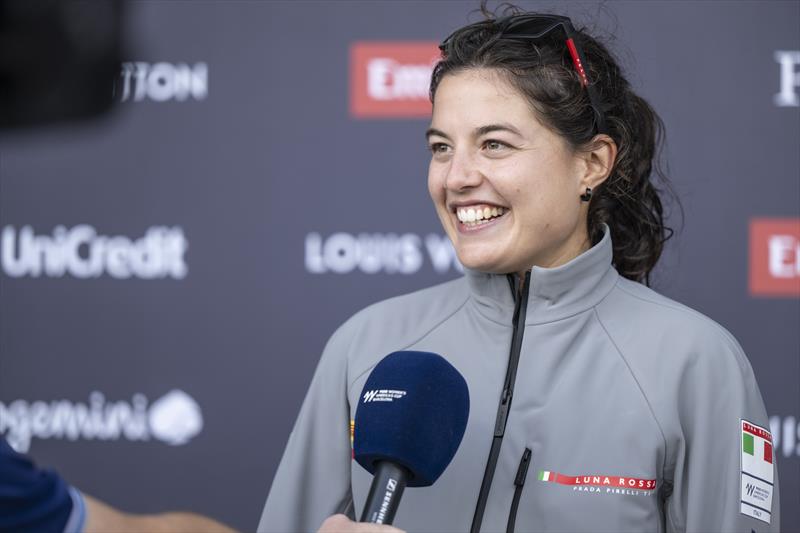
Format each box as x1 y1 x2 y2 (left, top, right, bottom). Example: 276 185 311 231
565 38 589 87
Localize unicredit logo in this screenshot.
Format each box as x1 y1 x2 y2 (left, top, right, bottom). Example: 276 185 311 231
749 218 800 296
1 225 188 280
350 42 440 118
0 389 203 453
117 62 208 103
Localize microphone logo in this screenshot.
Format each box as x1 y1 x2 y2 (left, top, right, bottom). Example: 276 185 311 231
376 477 399 524
362 389 407 403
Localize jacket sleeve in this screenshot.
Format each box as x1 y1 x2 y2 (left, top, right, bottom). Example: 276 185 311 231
0 437 81 533
257 322 355 533
665 329 780 532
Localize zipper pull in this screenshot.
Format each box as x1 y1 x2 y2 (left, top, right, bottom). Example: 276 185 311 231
494 389 512 437
514 448 532 486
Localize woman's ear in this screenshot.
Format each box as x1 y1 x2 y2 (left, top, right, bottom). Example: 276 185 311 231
579 134 617 192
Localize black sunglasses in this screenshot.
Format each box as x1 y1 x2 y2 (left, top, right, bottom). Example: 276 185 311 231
440 14 607 134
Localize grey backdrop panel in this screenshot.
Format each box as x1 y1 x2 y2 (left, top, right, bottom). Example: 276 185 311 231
0 1 797 531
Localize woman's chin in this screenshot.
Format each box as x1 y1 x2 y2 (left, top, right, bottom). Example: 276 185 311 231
452 232 522 274
456 252 511 274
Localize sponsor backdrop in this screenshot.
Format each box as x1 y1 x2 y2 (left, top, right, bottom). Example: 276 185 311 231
0 1 798 530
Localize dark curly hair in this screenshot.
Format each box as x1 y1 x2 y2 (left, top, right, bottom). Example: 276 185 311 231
430 4 678 284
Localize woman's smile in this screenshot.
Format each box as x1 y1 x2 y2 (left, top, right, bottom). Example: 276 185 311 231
427 68 588 274
453 204 509 234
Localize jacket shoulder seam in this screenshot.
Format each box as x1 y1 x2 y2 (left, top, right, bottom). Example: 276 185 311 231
346 294 471 395
616 281 698 315
616 282 732 337
592 307 671 484
615 281 746 359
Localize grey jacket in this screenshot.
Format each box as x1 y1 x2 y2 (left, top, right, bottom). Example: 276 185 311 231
258 229 779 532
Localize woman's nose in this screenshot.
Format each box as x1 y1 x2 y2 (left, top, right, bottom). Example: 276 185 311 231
444 151 483 191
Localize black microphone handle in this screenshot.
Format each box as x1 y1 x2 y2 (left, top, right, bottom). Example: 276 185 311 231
359 461 409 525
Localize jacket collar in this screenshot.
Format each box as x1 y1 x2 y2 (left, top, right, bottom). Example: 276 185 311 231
465 225 619 325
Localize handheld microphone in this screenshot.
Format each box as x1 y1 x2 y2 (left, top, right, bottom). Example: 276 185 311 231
353 351 470 525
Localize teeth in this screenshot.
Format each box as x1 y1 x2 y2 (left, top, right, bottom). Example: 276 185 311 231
456 205 508 225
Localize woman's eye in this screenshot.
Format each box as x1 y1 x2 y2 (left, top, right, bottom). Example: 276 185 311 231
429 143 450 154
483 139 509 151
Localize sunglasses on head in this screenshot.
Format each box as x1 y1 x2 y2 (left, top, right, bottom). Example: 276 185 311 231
440 14 607 135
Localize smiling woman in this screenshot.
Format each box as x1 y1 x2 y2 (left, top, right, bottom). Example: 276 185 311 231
426 68 617 277
426 13 667 284
257 5 779 533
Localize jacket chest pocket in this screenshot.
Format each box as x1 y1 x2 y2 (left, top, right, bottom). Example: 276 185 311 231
506 448 532 533
505 450 663 533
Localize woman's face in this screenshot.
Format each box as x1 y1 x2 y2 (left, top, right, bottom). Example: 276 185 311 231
427 68 591 274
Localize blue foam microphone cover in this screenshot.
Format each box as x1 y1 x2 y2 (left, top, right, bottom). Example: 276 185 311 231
354 351 470 487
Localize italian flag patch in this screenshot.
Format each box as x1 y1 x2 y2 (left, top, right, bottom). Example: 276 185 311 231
740 419 774 524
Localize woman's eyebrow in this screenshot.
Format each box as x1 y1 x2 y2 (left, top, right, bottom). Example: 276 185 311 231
475 123 523 137
426 124 523 141
425 127 450 141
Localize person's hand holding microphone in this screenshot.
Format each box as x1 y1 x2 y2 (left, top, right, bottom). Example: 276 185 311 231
318 514 405 533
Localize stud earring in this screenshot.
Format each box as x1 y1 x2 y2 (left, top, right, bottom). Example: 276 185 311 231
580 187 593 202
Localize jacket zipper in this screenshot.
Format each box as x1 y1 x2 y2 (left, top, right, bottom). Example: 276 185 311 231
470 271 531 533
506 448 532 533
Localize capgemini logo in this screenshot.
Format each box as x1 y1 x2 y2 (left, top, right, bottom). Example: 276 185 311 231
0 389 204 453
148 390 203 446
